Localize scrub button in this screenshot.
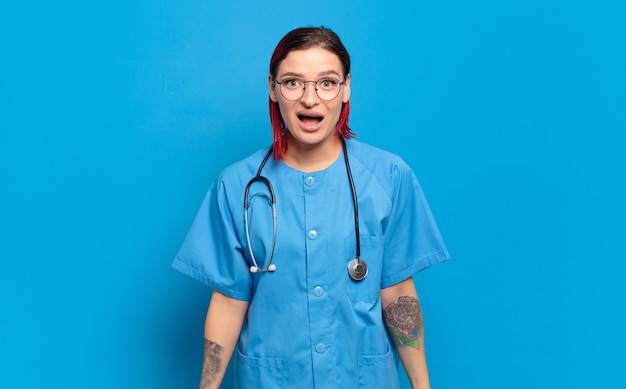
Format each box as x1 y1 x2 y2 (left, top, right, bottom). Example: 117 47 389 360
313 286 324 296
315 344 326 354
307 230 318 240
304 176 316 187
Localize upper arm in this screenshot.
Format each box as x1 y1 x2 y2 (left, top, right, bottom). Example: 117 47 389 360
381 277 417 307
205 289 249 334
200 290 249 389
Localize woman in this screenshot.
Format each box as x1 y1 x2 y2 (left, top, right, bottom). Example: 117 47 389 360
173 27 449 389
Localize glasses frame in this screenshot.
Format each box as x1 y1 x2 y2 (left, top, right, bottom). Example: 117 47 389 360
275 78 345 102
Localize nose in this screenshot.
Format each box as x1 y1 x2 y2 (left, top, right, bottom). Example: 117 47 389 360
300 81 320 107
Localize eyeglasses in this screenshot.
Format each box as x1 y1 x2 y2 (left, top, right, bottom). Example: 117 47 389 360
275 77 345 101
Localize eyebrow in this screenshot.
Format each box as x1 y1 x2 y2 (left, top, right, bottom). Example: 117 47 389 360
279 70 342 79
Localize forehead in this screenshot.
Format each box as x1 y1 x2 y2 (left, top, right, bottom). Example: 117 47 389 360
277 47 343 77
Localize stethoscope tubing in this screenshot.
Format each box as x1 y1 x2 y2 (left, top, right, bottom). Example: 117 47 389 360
244 149 277 273
244 175 277 273
343 141 361 261
244 137 367 280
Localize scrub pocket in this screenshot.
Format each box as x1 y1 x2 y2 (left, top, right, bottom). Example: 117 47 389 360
235 348 284 388
345 235 384 302
357 346 399 389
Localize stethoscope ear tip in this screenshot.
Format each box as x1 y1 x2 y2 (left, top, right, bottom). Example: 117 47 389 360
249 264 276 273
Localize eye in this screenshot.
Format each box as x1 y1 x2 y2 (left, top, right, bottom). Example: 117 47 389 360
318 78 339 90
281 78 302 89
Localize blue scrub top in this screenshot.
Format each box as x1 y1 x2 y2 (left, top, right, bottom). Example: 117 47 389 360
173 139 449 388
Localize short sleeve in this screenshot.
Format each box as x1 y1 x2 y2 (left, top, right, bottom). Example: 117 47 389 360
172 179 252 301
380 163 450 288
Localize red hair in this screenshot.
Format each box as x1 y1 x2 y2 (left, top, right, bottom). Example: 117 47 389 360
268 27 356 160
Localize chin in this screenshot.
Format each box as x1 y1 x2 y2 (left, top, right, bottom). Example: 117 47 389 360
291 129 336 145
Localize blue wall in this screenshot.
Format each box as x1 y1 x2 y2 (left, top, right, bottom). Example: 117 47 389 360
1 1 625 388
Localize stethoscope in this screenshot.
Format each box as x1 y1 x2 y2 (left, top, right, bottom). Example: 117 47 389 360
243 138 368 281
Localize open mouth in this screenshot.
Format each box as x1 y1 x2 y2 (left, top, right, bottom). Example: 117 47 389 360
298 115 324 123
297 111 324 131
297 114 324 123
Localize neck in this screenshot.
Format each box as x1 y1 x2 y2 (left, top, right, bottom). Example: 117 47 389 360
282 133 343 173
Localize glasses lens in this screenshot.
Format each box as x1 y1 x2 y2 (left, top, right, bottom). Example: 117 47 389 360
279 79 303 101
316 78 341 101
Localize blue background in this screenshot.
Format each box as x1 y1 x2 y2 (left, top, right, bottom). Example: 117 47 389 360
1 1 625 388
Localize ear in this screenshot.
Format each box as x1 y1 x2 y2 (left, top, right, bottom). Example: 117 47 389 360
268 74 278 102
342 73 351 103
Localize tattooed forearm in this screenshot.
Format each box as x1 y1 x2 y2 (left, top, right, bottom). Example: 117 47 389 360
383 295 423 350
200 339 223 389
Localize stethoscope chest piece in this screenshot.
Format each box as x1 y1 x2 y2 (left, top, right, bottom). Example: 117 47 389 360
347 258 368 281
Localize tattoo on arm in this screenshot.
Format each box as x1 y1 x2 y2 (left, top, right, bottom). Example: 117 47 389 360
200 339 223 389
383 295 423 350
